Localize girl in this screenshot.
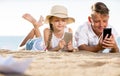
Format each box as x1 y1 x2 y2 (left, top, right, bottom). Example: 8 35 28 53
19 5 75 52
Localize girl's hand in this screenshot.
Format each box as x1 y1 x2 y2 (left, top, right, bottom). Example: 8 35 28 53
67 41 73 51
58 40 66 49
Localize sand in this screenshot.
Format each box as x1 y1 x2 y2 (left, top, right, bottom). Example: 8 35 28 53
0 49 120 76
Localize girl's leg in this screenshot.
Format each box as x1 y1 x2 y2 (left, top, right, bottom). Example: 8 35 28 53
37 16 44 28
34 16 44 37
34 28 41 38
22 13 43 37
22 13 37 27
19 14 37 47
19 28 35 47
20 14 44 47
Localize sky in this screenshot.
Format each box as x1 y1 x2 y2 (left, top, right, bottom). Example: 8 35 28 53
0 0 120 36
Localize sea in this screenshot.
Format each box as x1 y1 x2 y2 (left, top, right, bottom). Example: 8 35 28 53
0 36 25 51
0 36 120 52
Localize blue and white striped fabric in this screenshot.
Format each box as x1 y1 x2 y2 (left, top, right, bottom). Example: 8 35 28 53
26 37 46 51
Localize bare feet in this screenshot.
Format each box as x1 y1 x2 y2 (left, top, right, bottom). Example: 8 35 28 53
22 13 44 28
37 16 44 27
22 13 37 28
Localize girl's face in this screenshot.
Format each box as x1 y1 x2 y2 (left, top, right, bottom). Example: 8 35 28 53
50 17 67 31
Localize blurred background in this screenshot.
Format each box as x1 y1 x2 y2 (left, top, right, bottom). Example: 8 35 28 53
0 0 120 50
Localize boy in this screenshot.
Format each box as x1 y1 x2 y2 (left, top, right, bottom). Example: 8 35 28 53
75 2 119 53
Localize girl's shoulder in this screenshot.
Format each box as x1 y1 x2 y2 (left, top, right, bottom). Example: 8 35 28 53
44 28 51 33
44 28 53 37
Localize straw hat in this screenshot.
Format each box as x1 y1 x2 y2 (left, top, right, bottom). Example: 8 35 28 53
45 5 75 24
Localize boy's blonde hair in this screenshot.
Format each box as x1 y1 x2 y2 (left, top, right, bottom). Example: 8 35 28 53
91 2 109 16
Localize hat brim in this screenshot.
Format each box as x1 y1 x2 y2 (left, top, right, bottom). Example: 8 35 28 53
44 15 75 24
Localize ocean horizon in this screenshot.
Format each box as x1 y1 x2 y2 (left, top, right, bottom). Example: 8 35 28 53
0 36 120 52
0 36 25 50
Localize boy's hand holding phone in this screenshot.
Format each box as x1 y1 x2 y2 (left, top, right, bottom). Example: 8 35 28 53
102 28 114 49
103 28 112 40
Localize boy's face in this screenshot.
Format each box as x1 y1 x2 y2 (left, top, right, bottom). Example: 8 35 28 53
89 12 109 36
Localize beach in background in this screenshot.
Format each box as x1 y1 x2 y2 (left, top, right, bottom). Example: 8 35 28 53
0 36 120 52
0 36 24 50
0 1 120 76
0 0 120 36
0 0 120 51
0 50 120 76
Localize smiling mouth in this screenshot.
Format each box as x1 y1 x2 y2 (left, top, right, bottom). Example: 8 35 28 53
58 26 62 27
98 27 104 30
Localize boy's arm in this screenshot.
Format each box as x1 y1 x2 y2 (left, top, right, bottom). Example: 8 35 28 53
78 44 103 52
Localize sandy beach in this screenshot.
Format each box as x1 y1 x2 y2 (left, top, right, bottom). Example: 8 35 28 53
0 49 120 76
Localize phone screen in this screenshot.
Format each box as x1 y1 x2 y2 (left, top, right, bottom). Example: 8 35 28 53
63 32 72 44
103 28 112 39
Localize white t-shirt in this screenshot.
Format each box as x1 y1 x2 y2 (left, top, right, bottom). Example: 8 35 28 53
75 21 119 53
51 27 69 48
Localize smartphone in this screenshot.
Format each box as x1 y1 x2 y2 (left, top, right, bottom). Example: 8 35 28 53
63 32 72 44
103 28 112 39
